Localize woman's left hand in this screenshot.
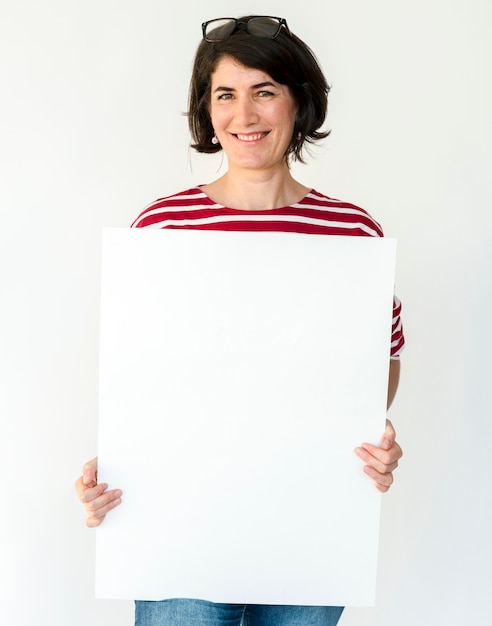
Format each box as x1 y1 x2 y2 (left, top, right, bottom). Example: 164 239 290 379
354 418 403 492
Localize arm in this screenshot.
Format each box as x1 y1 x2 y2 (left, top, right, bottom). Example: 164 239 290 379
74 457 122 527
387 358 400 409
354 359 403 492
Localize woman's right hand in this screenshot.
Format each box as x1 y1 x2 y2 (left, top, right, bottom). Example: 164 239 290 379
74 457 122 528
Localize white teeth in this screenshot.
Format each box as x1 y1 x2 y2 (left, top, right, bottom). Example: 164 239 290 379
236 133 267 142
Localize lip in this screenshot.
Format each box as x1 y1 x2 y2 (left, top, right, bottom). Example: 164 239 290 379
233 132 270 143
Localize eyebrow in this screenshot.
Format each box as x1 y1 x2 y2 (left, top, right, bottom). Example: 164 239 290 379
213 81 277 93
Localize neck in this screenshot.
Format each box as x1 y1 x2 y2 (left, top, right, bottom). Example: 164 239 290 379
202 167 309 211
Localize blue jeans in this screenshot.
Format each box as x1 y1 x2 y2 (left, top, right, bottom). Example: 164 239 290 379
135 599 344 625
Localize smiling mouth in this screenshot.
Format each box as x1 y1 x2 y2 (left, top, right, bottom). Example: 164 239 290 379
234 132 269 142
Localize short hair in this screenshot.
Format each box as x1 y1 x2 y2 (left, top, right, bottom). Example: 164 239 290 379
188 18 330 163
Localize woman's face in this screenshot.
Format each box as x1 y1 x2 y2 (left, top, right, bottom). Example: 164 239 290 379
208 56 297 175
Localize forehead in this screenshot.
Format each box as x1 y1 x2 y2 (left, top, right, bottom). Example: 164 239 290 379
211 57 277 87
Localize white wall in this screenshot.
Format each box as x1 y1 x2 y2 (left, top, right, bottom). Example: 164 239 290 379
1 0 490 624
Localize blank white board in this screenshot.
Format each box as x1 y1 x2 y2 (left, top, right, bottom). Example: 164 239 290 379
95 228 396 606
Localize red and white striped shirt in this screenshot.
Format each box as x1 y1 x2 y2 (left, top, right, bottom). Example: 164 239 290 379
132 187 404 357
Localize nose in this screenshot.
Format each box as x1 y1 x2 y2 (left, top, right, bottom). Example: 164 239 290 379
234 97 260 126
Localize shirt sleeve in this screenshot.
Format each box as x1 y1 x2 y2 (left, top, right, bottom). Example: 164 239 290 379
390 296 405 359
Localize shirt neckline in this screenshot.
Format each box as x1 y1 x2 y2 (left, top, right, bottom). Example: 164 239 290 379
195 186 315 212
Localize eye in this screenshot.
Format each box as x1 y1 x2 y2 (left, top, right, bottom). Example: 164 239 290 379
217 92 234 100
257 90 275 98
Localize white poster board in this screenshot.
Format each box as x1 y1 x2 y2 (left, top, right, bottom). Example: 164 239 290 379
95 228 396 606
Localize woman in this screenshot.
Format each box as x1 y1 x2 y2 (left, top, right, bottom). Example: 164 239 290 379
76 16 404 626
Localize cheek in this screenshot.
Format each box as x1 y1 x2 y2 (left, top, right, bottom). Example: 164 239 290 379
280 107 297 136
209 104 226 131
278 99 297 127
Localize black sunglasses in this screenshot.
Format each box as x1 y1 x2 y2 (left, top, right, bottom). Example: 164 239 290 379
202 16 290 43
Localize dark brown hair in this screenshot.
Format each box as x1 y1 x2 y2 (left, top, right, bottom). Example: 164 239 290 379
188 18 330 163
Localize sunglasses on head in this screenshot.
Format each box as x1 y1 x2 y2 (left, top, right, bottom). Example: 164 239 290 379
202 16 290 42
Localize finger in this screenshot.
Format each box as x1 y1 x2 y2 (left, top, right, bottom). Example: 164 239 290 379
77 481 108 504
355 445 400 474
80 483 113 508
360 439 402 464
362 464 394 492
356 442 401 469
86 488 122 513
86 494 122 528
376 482 391 493
75 476 104 502
74 475 84 498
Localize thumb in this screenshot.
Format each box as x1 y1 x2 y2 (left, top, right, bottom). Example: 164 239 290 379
82 458 98 487
381 419 396 450
82 472 96 487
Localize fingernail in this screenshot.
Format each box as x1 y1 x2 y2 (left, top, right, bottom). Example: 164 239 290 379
354 447 362 456
382 438 392 450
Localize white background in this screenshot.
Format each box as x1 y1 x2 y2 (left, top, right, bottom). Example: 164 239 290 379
1 0 490 625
